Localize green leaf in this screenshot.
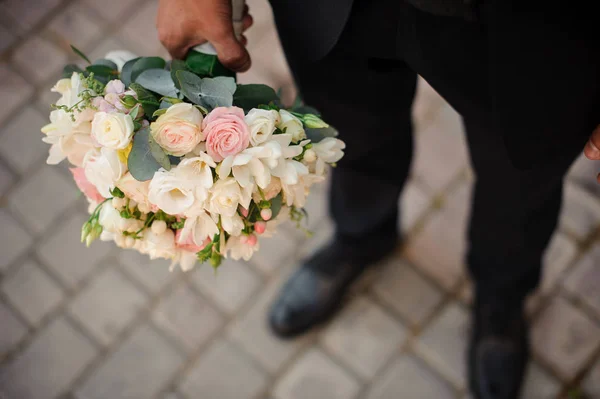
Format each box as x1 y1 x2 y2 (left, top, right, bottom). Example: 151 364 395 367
70 44 91 64
129 83 160 119
200 77 233 108
135 68 178 98
121 57 141 87
292 105 321 116
169 59 189 89
130 57 166 84
213 76 236 94
110 187 125 198
176 70 204 106
152 108 168 118
86 64 116 77
185 50 235 78
93 58 118 70
197 240 214 263
233 84 279 111
62 64 83 78
270 193 284 219
305 126 339 143
128 128 168 181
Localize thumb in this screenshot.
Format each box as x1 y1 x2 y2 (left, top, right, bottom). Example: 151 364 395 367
211 35 251 72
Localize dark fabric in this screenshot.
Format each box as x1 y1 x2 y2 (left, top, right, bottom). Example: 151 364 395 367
271 0 600 170
282 3 585 302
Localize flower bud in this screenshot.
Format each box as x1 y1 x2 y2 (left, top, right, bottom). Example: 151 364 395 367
151 220 167 235
120 95 138 109
138 203 150 213
239 206 249 218
247 234 258 247
260 208 272 221
81 222 92 242
254 221 267 235
303 114 329 129
124 236 135 248
303 149 317 163
112 197 126 209
128 199 137 211
239 235 249 244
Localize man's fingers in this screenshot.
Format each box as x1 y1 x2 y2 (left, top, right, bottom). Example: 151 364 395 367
584 125 600 160
241 13 253 32
212 35 251 72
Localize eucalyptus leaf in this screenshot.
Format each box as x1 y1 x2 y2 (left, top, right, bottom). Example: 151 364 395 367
93 59 118 70
148 131 171 171
176 70 205 106
86 64 116 77
135 68 179 98
168 155 182 166
62 64 83 78
128 128 162 181
305 126 339 143
200 77 233 108
129 83 160 118
169 59 189 89
233 84 279 111
213 76 236 94
120 57 141 87
70 44 91 64
130 57 166 84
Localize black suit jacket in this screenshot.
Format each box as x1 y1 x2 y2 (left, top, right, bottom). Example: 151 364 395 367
270 0 600 169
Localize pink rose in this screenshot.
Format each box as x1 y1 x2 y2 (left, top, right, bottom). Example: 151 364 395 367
70 167 105 203
105 80 125 95
175 229 211 252
203 107 250 162
92 97 117 113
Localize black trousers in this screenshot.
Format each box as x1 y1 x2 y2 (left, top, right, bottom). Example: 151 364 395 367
283 4 583 304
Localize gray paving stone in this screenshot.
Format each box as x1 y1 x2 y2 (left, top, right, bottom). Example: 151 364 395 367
37 212 112 288
12 36 67 84
0 106 49 174
559 182 600 241
69 267 147 346
365 354 456 399
413 103 468 192
399 180 432 233
36 81 61 115
521 363 561 399
0 209 33 271
297 218 335 260
0 64 34 126
76 324 184 399
273 348 361 399
1 259 64 326
372 257 444 327
191 258 261 315
252 228 298 275
118 0 162 55
9 166 79 234
532 297 600 381
1 0 63 32
582 357 600 399
540 232 578 295
405 183 472 291
0 317 97 399
321 297 407 379
81 0 142 23
227 267 311 374
47 3 103 51
415 302 469 389
302 182 330 231
179 339 268 399
152 283 224 351
563 244 600 316
0 301 28 357
0 162 14 197
117 248 175 294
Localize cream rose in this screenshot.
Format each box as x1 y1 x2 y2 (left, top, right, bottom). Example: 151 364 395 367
83 147 126 198
91 111 134 150
245 109 280 146
278 110 306 142
150 103 203 156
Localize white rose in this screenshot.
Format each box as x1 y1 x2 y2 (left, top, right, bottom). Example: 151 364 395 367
208 177 251 217
116 172 151 209
83 147 126 198
278 110 306 142
150 103 203 156
148 168 207 216
98 201 122 233
245 109 280 146
91 112 134 150
142 229 177 260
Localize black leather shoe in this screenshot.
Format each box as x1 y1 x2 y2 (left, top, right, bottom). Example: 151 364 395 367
469 298 529 399
268 236 396 338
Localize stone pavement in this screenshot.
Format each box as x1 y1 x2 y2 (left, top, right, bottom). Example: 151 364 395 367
1 0 600 398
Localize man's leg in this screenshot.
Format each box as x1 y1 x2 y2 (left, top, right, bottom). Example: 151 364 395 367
269 48 418 337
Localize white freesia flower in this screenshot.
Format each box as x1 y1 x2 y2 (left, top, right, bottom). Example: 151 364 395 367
266 134 308 185
171 250 198 272
148 168 207 216
98 201 122 233
91 112 134 150
245 108 280 146
218 146 272 189
177 153 216 189
224 235 259 261
278 110 306 142
281 173 325 207
141 229 177 260
180 212 219 247
208 177 251 217
312 137 346 175
220 213 244 236
83 147 126 198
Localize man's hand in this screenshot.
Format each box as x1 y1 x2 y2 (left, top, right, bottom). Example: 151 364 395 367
156 0 253 71
584 125 600 182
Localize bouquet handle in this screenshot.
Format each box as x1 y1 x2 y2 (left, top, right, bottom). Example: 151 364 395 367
192 0 246 55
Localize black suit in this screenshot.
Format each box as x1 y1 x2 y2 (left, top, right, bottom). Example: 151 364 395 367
270 0 599 302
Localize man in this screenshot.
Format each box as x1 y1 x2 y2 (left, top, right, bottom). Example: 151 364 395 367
157 0 600 397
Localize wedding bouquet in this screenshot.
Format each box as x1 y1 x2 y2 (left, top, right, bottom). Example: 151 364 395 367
41 46 345 271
